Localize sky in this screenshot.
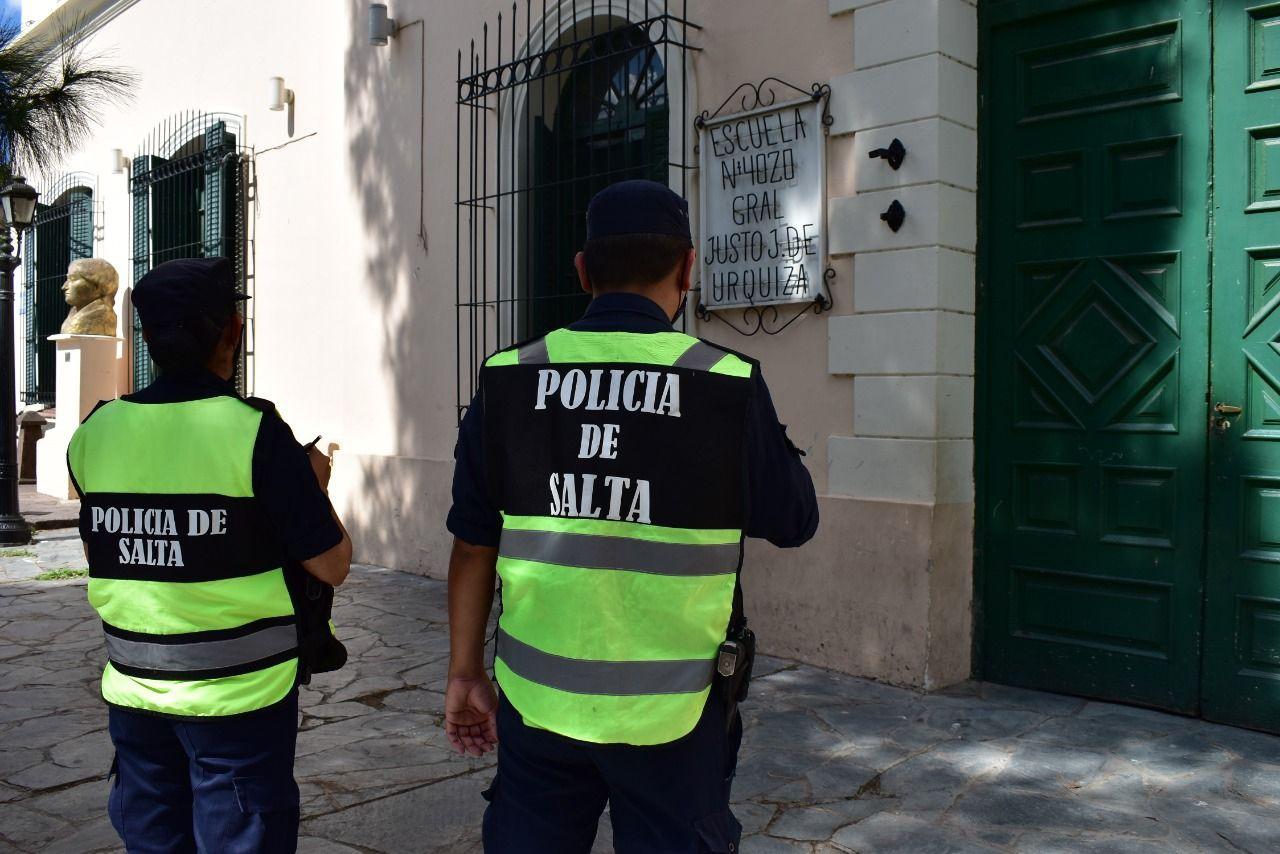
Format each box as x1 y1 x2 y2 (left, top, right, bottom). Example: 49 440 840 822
2 0 19 30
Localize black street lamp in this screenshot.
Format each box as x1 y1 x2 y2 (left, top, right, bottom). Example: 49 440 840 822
0 177 40 546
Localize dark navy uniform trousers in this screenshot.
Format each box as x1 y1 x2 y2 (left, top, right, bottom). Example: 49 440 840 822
106 692 300 853
482 693 744 854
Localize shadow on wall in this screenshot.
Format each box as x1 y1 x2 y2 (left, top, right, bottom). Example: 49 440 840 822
339 0 454 573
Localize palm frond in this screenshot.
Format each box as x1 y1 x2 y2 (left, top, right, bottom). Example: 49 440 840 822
0 13 136 182
0 21 45 85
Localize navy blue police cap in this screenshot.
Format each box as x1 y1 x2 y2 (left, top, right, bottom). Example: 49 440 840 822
131 257 249 328
586 179 691 242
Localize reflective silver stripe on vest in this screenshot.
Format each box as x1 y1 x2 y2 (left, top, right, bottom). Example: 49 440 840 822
517 338 550 365
500 528 739 576
496 628 714 696
673 341 725 372
103 624 298 673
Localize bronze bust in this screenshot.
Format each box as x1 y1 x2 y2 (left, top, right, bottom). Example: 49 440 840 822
60 258 119 336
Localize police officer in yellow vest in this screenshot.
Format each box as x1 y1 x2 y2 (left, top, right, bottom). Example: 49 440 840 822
445 181 819 853
68 257 353 853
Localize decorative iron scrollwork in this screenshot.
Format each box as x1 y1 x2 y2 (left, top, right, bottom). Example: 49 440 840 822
694 77 834 140
694 267 836 337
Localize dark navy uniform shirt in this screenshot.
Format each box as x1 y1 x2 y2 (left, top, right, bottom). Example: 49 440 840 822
447 293 820 548
119 370 343 564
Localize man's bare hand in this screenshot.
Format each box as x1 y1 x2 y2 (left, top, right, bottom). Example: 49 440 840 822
308 445 332 492
445 673 499 757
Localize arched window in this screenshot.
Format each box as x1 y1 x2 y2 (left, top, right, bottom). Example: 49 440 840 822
129 113 246 390
525 21 670 335
455 2 697 420
22 175 94 407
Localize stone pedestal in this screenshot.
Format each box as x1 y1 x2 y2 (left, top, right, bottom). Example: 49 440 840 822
17 410 47 484
36 335 122 500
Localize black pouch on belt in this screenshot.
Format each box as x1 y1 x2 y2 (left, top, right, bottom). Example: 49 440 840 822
284 563 348 685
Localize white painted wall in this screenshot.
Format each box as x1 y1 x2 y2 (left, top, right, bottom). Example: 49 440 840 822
19 0 65 32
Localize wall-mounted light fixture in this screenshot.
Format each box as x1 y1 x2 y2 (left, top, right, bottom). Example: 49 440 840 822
111 149 131 175
369 3 398 46
267 77 295 112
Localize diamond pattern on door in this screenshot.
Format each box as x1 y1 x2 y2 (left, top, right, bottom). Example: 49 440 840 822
1038 276 1157 404
1014 255 1183 433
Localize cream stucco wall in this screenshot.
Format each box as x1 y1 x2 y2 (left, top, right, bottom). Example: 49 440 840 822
22 0 978 690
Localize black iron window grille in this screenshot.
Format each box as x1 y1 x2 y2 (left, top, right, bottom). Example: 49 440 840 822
456 0 699 421
128 111 252 392
22 174 95 407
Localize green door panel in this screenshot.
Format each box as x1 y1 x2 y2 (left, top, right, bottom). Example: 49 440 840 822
1203 0 1280 732
980 0 1211 712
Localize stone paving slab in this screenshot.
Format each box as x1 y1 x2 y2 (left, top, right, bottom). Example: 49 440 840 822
18 486 79 533
2 537 1279 852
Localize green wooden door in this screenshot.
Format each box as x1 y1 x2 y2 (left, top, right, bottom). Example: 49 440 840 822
1202 1 1280 732
981 0 1212 711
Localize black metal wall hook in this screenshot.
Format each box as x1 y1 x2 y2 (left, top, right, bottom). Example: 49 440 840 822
880 200 906 233
868 138 906 170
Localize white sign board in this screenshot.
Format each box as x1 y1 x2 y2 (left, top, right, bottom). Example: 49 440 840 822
698 98 826 311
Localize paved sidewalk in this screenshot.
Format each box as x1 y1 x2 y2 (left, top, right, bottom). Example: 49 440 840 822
2 532 1279 853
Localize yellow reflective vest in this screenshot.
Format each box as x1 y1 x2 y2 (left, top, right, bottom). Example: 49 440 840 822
481 328 754 745
68 395 298 718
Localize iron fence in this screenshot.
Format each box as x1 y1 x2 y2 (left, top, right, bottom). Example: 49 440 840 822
456 0 699 421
